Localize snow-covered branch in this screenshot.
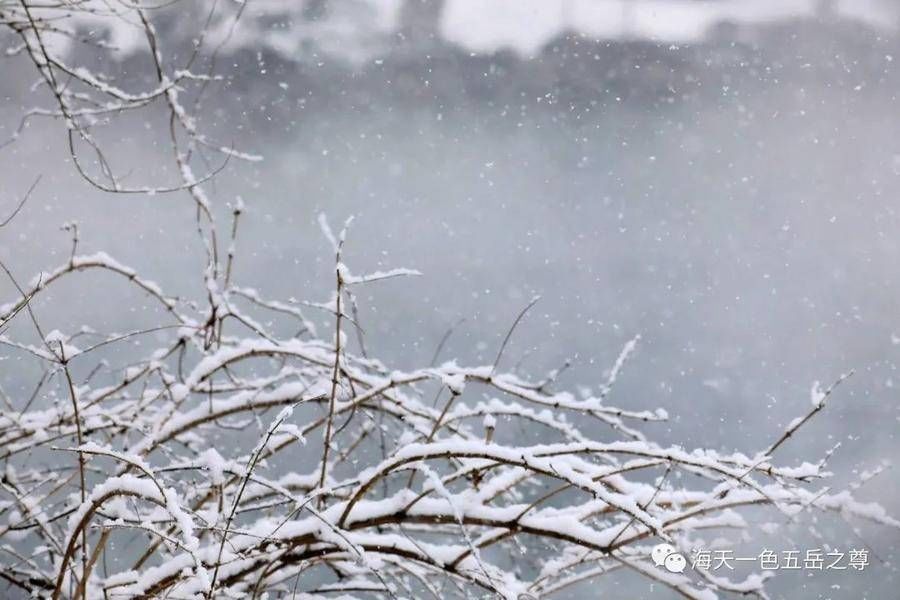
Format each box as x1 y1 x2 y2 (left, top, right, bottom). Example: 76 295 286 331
0 3 894 599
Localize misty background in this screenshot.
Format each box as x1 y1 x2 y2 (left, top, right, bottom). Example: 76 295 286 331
1 1 899 597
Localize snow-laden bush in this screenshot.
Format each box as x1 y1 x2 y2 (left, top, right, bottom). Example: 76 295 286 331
1 2 896 599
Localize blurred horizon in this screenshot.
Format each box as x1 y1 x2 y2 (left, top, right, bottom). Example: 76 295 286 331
38 0 900 62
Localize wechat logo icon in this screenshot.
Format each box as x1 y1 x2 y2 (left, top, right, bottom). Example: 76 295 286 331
651 543 687 573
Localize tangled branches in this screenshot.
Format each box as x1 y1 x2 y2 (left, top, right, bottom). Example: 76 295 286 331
0 221 896 599
0 2 897 600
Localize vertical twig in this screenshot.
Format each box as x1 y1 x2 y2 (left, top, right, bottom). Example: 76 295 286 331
59 342 88 597
318 246 345 498
491 296 540 377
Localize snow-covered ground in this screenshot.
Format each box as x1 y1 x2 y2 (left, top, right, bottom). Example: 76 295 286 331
442 0 899 55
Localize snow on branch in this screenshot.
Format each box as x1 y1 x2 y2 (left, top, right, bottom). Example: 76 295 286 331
1 211 892 598
0 3 894 600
